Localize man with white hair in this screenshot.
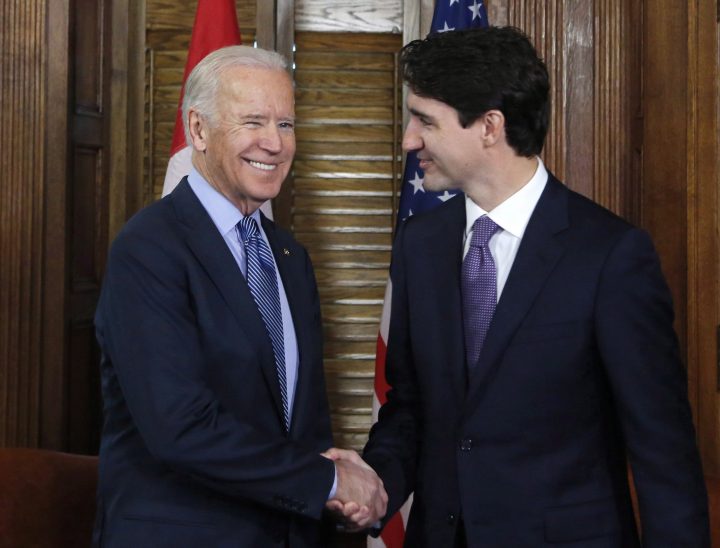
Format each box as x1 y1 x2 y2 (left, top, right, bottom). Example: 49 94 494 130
94 45 386 547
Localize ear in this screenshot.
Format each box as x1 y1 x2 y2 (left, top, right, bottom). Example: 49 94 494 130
188 108 209 152
478 109 505 147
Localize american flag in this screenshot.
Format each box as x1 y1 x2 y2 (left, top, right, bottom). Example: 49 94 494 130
370 1 489 547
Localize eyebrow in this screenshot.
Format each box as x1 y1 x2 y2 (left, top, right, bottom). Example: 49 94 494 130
239 114 296 123
240 114 267 121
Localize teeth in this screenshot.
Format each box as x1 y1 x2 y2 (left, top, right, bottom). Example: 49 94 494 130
248 160 276 171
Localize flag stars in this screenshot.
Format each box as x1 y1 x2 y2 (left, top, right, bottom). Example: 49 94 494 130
468 0 484 21
449 0 459 5
438 191 456 203
439 21 455 33
408 172 425 194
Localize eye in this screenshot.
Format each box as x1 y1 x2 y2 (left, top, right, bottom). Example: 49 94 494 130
244 121 262 128
279 121 295 131
411 113 431 128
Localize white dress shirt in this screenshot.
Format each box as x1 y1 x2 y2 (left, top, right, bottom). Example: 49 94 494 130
463 158 548 300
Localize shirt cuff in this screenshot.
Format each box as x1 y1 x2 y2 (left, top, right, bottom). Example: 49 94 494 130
327 464 338 500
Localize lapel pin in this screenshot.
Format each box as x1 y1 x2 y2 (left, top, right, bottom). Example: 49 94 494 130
283 248 290 256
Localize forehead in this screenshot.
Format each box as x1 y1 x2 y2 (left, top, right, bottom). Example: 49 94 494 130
217 65 294 109
407 90 459 123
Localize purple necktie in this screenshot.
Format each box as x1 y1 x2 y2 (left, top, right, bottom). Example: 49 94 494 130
462 215 500 371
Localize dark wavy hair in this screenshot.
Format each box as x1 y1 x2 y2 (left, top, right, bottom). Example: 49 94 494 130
400 26 550 157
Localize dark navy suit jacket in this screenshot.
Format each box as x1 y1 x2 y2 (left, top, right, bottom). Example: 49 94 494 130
364 175 710 547
93 179 335 547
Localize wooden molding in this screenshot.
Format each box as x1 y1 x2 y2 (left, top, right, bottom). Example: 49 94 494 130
687 0 720 475
295 0 403 33
256 0 276 50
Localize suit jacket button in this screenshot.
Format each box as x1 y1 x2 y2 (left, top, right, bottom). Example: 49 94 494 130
459 438 473 451
447 513 456 524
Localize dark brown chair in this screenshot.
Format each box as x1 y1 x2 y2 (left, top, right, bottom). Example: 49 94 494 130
0 448 98 548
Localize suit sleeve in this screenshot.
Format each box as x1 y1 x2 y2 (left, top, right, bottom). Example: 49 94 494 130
97 228 335 519
594 228 710 546
299 243 335 447
363 221 422 524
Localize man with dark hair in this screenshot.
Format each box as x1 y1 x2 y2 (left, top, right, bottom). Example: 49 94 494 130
330 26 710 546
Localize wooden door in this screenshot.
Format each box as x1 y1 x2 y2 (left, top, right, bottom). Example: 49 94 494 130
62 0 113 453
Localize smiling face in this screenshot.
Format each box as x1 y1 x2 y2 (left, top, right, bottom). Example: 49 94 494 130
402 90 485 194
190 65 296 214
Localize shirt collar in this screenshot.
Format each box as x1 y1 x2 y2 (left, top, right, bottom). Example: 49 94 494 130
464 157 548 239
187 168 261 235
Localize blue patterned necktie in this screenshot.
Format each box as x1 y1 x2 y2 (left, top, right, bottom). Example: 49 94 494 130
462 215 500 372
237 217 289 430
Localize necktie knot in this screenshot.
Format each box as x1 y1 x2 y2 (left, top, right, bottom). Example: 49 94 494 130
238 216 260 242
470 216 499 248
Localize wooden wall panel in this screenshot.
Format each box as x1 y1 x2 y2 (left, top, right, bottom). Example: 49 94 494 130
147 0 255 31
486 0 639 220
690 0 720 479
0 0 46 447
643 0 720 476
486 0 509 26
1 0 135 452
293 32 402 450
643 1 689 361
593 0 637 218
40 0 70 450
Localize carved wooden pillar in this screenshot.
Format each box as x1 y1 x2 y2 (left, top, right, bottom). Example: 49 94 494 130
644 0 720 476
0 0 48 447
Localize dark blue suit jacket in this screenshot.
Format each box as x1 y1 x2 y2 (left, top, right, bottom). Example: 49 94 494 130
364 175 710 547
93 179 335 547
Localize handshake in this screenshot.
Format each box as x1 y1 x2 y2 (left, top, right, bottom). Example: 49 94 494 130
321 448 388 532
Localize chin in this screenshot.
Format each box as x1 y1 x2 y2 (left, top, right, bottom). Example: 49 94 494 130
423 180 452 193
251 180 284 201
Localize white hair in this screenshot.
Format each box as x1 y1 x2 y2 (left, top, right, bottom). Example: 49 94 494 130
182 45 288 145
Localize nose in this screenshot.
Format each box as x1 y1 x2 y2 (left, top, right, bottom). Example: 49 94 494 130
260 125 283 153
402 118 423 152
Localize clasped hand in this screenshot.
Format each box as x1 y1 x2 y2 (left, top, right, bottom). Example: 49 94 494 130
321 447 388 532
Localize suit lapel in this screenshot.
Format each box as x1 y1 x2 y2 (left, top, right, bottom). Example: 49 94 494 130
261 215 312 437
464 176 570 411
419 196 468 402
170 180 286 426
